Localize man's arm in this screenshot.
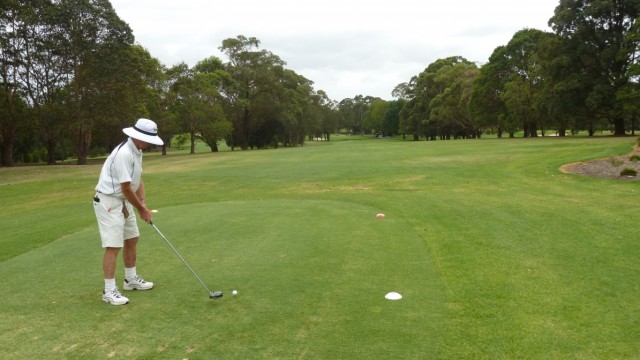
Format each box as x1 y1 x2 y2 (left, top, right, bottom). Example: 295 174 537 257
135 180 146 208
121 181 152 223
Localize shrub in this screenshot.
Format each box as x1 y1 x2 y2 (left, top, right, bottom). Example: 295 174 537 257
609 156 623 166
630 155 640 162
620 168 637 177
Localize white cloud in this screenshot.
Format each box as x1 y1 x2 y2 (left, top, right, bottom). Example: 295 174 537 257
111 0 559 100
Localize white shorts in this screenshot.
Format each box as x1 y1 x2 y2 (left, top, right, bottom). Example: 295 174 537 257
93 192 140 248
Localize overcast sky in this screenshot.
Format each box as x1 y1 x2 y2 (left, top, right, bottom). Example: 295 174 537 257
109 0 560 101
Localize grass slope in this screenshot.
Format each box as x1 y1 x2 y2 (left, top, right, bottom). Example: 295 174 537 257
1 136 638 359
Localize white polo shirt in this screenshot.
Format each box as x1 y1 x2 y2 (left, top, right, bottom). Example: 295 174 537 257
95 138 143 199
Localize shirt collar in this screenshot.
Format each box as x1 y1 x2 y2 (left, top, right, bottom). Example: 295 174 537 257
127 137 143 155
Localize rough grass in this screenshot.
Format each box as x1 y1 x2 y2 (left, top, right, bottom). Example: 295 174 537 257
1 135 639 359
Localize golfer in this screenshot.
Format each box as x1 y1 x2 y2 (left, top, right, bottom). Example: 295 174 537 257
93 118 163 305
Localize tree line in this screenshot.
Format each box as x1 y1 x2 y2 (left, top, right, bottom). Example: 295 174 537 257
396 1 640 140
1 0 638 167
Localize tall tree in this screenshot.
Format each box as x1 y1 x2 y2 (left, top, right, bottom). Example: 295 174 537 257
56 0 135 164
383 99 404 137
306 90 337 141
364 99 388 135
397 82 425 140
192 57 232 152
428 61 480 138
219 35 285 150
5 0 137 164
133 48 175 154
500 29 551 137
0 0 39 166
470 46 511 138
276 69 314 147
403 56 475 140
549 0 640 135
337 95 378 135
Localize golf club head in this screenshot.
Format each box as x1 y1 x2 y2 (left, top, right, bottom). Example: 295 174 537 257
209 291 223 299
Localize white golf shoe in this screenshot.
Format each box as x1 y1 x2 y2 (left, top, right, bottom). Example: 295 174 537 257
102 288 129 305
123 275 154 291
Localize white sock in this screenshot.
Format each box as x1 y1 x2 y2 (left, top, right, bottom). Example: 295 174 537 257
125 266 137 281
105 278 116 292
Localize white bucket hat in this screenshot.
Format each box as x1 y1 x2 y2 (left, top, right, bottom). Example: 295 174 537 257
122 118 164 145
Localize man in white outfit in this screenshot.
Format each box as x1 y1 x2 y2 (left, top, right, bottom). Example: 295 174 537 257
93 118 163 305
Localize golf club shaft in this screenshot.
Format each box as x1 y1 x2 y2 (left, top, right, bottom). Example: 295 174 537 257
150 222 213 294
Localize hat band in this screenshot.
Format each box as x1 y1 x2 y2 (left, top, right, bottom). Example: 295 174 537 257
133 125 157 136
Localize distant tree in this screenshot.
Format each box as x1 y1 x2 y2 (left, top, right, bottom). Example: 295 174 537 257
392 82 412 100
273 69 314 147
469 46 510 137
307 90 337 141
428 61 479 138
88 45 167 153
533 33 582 136
383 99 404 136
193 57 233 152
471 30 556 138
364 99 388 135
398 82 424 141
219 35 285 150
338 95 379 135
171 60 230 154
500 29 551 137
136 51 175 154
403 56 475 140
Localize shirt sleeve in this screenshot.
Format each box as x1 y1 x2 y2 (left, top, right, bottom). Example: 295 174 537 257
112 151 134 184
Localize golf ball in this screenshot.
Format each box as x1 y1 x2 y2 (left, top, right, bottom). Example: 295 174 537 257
232 290 238 296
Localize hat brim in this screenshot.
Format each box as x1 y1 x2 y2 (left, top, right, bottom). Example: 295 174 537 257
123 127 164 145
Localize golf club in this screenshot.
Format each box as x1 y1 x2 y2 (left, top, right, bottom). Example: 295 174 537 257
149 220 223 299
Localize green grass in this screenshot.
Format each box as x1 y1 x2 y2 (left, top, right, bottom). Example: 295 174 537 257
1 135 639 359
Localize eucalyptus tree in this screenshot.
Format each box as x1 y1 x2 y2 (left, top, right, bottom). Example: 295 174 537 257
502 29 552 137
55 0 138 164
533 32 588 136
135 51 177 154
85 45 168 154
471 30 554 138
15 0 76 164
382 99 404 137
218 35 287 150
549 0 640 136
0 0 32 166
307 90 337 141
192 56 233 152
469 46 510 137
391 84 416 138
337 95 378 135
336 98 356 132
363 99 388 135
616 18 640 135
396 79 425 140
4 0 138 164
0 86 30 166
275 69 316 147
428 61 480 139
169 59 230 154
391 82 412 100
403 56 475 140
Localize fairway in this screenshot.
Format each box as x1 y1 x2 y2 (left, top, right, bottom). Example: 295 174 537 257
1 136 639 359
